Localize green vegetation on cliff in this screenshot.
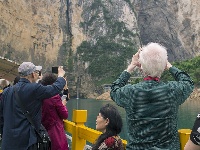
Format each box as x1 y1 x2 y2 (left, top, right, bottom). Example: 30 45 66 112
77 36 200 87
77 38 137 86
161 56 200 86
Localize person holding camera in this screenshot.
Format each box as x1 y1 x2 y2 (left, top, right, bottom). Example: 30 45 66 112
110 43 194 150
62 82 70 102
0 62 66 150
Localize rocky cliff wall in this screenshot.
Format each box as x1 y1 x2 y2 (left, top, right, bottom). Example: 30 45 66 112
0 0 68 70
133 0 200 61
0 0 199 98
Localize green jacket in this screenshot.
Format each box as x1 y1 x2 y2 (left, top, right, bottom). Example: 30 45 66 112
110 66 194 150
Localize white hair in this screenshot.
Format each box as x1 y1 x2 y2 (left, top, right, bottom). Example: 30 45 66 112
139 42 168 77
0 79 10 88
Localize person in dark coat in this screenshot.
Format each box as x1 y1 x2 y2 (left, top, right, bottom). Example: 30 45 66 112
0 62 66 150
184 113 200 150
41 73 69 150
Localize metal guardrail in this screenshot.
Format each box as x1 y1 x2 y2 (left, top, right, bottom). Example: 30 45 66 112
66 134 92 150
63 109 191 150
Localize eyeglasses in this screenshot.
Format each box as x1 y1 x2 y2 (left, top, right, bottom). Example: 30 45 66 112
34 71 41 76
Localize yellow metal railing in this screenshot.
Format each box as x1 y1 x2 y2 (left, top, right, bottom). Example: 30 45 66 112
178 129 192 150
63 109 191 150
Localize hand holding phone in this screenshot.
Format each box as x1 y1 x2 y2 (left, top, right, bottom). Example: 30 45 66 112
52 66 65 77
61 95 67 101
58 66 65 77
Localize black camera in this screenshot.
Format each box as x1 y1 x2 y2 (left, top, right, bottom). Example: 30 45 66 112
38 71 41 76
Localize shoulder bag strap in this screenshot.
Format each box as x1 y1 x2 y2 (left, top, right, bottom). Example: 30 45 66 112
13 86 42 138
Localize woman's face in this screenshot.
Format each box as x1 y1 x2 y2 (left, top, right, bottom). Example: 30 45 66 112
96 113 109 133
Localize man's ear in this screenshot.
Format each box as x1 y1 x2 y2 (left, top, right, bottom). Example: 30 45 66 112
31 73 34 78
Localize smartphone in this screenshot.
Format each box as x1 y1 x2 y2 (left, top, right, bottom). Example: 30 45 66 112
52 67 58 74
61 95 67 101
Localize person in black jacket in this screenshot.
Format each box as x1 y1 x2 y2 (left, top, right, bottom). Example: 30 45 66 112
184 113 200 150
62 84 70 101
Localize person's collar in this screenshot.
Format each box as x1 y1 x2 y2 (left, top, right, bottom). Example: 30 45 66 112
19 78 31 83
143 76 160 82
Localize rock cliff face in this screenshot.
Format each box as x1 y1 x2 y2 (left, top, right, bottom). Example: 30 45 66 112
0 0 199 98
134 0 200 61
0 0 68 69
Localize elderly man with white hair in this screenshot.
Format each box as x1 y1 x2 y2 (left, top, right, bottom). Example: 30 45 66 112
110 42 194 150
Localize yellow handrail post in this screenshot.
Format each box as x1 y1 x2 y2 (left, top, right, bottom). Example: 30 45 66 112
178 129 191 150
71 109 87 150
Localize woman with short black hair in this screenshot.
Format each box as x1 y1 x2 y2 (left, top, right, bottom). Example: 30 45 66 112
92 103 124 150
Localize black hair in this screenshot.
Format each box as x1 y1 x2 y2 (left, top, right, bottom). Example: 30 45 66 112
13 76 20 85
40 73 57 86
92 103 123 149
